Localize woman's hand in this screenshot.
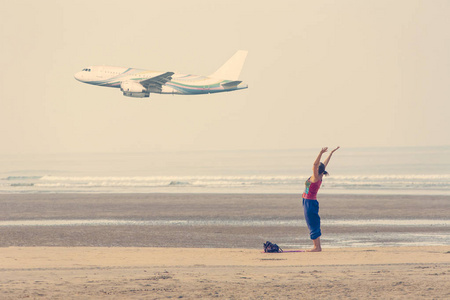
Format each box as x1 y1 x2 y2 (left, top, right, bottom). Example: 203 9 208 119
320 147 328 154
331 146 340 153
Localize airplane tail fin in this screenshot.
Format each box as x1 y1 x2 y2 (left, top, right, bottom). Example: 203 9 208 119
210 50 248 80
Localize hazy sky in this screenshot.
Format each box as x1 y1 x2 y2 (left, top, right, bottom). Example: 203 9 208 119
1 0 449 154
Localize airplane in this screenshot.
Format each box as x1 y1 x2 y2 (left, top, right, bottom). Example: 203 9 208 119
74 50 248 98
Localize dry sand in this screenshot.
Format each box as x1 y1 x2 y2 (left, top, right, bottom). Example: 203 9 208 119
1 246 449 299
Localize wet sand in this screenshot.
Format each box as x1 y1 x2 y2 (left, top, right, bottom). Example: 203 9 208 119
0 193 448 248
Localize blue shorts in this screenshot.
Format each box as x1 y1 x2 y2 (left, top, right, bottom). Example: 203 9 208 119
303 198 321 240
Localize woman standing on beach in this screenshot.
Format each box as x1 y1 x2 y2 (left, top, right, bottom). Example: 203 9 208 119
303 146 339 252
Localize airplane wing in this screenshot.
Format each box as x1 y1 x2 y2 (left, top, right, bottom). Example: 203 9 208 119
139 72 174 93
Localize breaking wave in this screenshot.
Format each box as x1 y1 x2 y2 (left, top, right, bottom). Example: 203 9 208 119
4 176 43 180
1 174 449 194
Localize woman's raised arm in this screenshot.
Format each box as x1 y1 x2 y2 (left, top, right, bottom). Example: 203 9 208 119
323 146 340 167
312 147 328 179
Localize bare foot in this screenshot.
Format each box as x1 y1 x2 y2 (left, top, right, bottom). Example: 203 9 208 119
306 247 322 252
308 237 321 252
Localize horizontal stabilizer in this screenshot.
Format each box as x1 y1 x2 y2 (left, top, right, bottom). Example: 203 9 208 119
221 81 242 88
210 50 248 80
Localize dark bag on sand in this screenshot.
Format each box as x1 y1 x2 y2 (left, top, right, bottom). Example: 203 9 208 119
263 241 283 253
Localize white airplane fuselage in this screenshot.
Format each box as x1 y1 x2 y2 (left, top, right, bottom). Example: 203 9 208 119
74 51 248 98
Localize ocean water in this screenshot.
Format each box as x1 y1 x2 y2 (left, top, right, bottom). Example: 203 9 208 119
1 146 449 195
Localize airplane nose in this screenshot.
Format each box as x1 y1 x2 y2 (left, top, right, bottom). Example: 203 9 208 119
74 72 83 81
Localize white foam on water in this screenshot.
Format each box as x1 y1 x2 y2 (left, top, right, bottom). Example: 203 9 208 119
323 232 450 248
0 218 448 227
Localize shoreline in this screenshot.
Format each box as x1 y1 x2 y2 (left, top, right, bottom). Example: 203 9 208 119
1 246 449 299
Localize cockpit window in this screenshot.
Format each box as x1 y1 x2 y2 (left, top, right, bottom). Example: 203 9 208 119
82 68 91 72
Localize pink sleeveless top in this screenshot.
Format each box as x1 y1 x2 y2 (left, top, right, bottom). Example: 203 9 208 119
302 177 322 200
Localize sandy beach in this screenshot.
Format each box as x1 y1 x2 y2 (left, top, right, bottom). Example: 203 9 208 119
1 246 449 299
1 193 449 298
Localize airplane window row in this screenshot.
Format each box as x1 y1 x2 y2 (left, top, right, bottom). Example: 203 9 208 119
82 68 91 72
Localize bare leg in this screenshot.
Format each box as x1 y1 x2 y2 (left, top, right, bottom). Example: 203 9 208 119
307 237 322 252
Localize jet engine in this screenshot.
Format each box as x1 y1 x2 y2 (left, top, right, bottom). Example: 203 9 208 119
120 81 149 98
